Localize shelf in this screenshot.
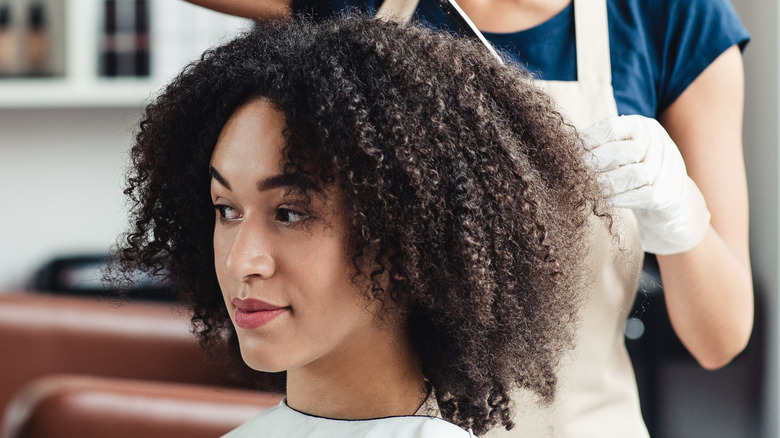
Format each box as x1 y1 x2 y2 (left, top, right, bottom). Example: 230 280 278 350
0 0 253 109
0 78 164 108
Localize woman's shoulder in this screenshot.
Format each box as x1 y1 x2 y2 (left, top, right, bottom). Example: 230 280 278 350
222 400 476 438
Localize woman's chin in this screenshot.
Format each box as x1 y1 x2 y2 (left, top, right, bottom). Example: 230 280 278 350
239 346 292 373
245 362 288 374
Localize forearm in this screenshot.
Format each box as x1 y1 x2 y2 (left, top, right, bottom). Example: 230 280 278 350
657 226 753 370
653 45 752 370
185 0 292 19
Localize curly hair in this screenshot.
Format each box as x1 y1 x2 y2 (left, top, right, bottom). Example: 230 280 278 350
117 14 609 435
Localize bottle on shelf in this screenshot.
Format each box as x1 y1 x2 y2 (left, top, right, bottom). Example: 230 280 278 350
100 0 149 77
0 2 18 76
25 1 49 76
134 0 148 76
0 0 59 78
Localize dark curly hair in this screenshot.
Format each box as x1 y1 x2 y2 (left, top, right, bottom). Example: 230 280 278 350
117 14 609 435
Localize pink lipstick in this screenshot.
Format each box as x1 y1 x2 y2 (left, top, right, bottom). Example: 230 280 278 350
232 298 288 329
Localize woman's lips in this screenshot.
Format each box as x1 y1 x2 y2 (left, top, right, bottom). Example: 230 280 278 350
232 298 288 329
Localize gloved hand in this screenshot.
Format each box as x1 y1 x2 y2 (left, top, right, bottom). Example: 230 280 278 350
581 115 711 255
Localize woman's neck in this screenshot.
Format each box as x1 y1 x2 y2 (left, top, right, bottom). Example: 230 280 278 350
457 0 572 33
286 326 427 420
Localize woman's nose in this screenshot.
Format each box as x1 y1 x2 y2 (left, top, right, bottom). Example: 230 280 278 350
224 222 276 281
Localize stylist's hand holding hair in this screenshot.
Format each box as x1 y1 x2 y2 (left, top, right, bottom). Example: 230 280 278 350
583 47 754 369
582 115 711 255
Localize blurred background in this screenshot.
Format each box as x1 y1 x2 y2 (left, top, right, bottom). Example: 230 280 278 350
0 0 253 289
0 0 776 436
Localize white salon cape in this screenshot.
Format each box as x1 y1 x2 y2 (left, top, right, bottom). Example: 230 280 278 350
222 398 476 438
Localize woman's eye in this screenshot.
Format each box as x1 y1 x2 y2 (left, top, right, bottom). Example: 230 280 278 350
275 207 309 224
214 205 240 221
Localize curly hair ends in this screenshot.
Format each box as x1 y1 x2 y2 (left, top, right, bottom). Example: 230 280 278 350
117 14 609 435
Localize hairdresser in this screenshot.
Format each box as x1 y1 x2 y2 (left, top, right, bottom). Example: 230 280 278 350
183 0 752 436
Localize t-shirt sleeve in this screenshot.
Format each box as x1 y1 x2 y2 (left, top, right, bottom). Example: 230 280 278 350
656 0 750 112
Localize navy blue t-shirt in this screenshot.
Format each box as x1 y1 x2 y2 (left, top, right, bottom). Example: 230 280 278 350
292 0 750 118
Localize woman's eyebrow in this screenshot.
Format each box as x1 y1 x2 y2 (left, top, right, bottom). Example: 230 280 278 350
210 165 321 194
209 166 231 190
258 173 322 194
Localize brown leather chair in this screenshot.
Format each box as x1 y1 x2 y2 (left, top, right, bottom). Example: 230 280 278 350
0 293 280 418
0 293 227 416
1 374 282 438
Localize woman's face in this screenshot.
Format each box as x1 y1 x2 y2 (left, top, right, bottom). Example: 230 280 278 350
209 97 393 374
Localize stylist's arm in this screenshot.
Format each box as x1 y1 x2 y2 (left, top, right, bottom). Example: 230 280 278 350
583 46 753 370
185 0 291 19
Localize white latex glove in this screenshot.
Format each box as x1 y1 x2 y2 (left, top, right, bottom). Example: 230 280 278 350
581 115 711 255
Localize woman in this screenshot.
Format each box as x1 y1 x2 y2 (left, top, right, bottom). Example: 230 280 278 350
181 1 754 436
116 15 637 437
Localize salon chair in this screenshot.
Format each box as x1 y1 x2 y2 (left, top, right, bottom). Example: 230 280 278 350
0 292 284 437
0 292 225 416
1 375 282 438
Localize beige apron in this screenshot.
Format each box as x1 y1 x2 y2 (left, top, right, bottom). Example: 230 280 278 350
379 1 648 436
501 1 648 437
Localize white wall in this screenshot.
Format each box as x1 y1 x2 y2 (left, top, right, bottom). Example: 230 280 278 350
730 0 780 436
0 107 142 289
